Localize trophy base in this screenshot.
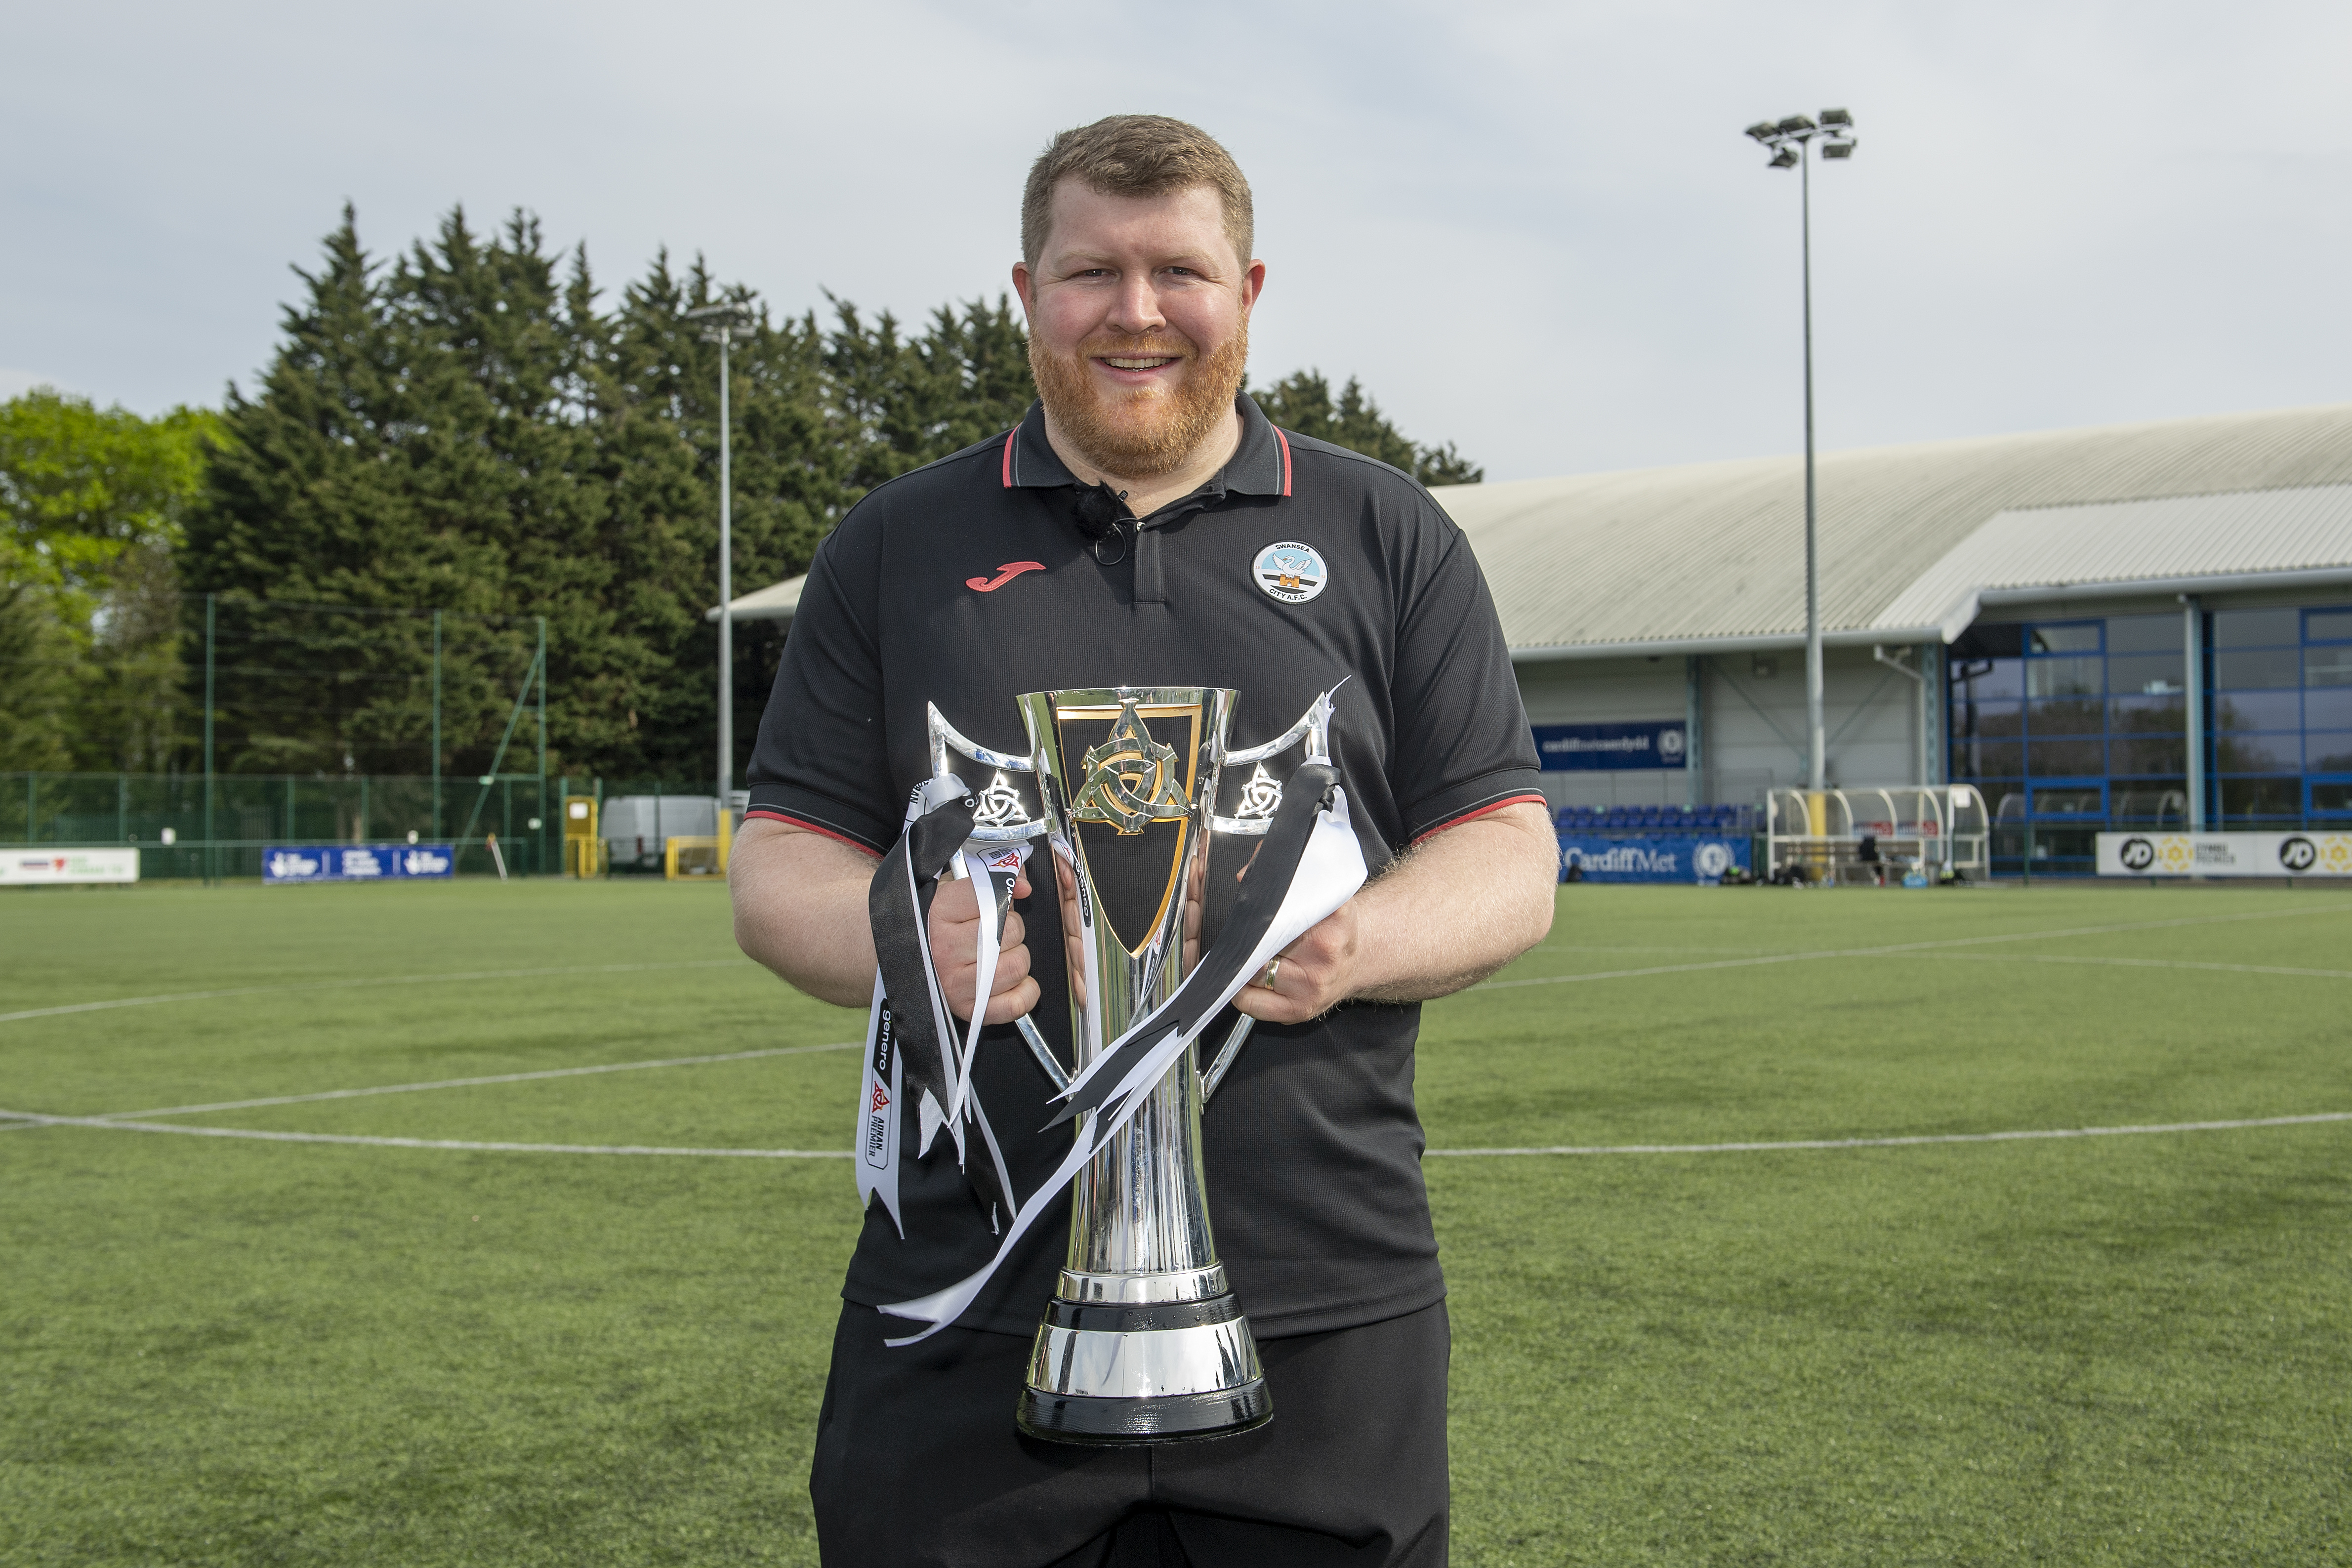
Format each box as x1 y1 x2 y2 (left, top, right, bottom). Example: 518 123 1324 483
1017 1290 1272 1447
1017 1378 1272 1445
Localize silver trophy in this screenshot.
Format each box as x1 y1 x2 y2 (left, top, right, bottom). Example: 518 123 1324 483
922 685 1337 1444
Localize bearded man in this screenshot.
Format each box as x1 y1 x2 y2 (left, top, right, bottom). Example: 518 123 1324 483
733 115 1558 1568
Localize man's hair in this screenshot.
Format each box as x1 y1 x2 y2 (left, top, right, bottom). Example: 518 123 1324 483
1021 115 1254 271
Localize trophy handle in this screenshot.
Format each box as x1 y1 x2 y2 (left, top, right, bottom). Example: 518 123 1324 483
1198 687 1342 1103
927 702 1065 1087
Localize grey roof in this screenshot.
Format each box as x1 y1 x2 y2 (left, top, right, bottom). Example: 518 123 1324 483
1435 402 2352 660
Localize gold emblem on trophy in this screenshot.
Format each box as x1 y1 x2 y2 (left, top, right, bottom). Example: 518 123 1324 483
1069 700 1194 835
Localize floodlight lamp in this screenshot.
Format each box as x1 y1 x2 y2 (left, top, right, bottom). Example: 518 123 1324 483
1769 146 1799 168
1745 120 1779 142
1776 115 1816 134
1819 107 1852 127
1821 139 1855 159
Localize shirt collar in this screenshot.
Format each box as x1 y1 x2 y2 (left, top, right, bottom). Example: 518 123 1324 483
1000 393 1293 499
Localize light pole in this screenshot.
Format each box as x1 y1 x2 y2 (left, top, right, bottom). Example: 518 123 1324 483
1745 108 1855 798
685 301 757 811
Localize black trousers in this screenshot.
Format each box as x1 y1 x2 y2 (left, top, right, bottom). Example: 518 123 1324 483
809 1299 1450 1567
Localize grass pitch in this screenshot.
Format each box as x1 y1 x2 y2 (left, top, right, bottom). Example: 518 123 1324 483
3 878 2348 1566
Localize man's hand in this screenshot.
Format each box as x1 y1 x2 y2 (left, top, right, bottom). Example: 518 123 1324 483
929 866 1039 1025
1233 800 1557 1024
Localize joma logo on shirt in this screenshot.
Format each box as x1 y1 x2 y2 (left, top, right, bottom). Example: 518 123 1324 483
967 561 1045 592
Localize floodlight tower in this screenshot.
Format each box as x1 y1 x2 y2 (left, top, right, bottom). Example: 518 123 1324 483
1744 108 1856 796
685 300 758 811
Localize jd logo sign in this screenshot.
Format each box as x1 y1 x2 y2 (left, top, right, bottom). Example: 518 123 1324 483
2118 837 2156 871
2280 836 2318 872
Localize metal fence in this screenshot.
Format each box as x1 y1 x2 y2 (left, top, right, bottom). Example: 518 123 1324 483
1 772 700 881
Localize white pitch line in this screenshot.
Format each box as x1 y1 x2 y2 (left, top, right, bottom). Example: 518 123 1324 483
83 1040 862 1121
1921 952 2352 981
1474 900 2352 992
0 958 757 1027
0 1109 851 1158
1424 1112 2352 1157
5 1106 2344 1162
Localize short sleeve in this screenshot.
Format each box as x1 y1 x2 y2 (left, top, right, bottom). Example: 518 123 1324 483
1387 519 1545 841
744 521 895 854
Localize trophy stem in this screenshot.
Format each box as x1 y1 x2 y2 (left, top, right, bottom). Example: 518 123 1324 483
1017 1046 1270 1444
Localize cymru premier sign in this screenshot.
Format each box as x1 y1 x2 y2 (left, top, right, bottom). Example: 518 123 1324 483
1531 721 1687 772
262 845 455 884
2097 831 2352 877
1 848 139 886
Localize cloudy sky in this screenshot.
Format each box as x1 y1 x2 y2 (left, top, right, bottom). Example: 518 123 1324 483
6 0 2347 482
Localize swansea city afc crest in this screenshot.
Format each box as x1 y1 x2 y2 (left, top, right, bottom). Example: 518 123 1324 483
1253 540 1327 604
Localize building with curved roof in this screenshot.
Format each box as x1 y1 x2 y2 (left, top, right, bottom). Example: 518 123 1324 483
1445 401 2352 870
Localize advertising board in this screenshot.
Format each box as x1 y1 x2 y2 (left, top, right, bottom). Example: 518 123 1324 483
2095 831 2352 877
1559 833 1751 884
262 845 456 884
0 848 140 886
1531 721 1688 772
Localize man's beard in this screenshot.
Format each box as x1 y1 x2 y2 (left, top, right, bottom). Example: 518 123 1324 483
1030 320 1249 480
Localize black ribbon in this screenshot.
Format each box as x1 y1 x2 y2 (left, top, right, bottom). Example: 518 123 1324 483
866 788 976 1129
1045 762 1339 1127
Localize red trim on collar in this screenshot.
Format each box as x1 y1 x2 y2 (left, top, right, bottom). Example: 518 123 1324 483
1410 793 1548 844
1274 426 1293 496
1000 429 1016 488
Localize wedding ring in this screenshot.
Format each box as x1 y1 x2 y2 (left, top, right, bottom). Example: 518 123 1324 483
1259 957 1281 991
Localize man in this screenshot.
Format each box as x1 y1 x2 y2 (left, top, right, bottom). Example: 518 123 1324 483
733 114 1558 1568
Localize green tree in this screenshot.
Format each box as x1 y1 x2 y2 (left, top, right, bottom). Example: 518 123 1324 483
0 387 217 768
1250 370 1483 486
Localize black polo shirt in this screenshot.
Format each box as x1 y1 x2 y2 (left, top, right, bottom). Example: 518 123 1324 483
746 393 1542 1340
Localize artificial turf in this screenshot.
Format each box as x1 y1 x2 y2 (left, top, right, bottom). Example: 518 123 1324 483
2 878 2347 1565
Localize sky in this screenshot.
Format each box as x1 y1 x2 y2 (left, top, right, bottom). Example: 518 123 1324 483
5 0 2348 483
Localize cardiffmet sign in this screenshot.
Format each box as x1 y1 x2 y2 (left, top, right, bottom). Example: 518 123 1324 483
1531 721 1688 772
263 845 456 884
1 848 140 886
2096 831 2352 877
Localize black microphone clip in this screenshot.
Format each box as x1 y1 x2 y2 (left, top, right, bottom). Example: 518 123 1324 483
1072 481 1129 542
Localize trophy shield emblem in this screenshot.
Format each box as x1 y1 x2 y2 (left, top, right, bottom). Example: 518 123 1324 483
1012 686 1273 1443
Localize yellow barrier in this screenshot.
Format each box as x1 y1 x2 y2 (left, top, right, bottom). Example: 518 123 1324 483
663 835 725 879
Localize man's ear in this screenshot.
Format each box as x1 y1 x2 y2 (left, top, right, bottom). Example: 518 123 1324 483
1239 258 1267 315
1012 261 1035 318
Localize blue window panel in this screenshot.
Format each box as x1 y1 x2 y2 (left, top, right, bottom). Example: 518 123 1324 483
2214 609 2300 648
2311 780 2352 816
2106 614 2179 655
2026 698 2104 735
2215 733 2299 773
2108 652 2186 696
1954 740 2023 777
2215 648 2302 690
2111 781 2189 824
2220 778 2300 818
2109 694 2187 728
2304 646 2352 687
1954 699 2023 737
2307 733 2352 772
2029 622 2102 654
2111 736 2187 775
2028 784 2106 818
2303 689 2352 731
2026 656 2103 698
2214 692 2300 731
2028 739 2104 776
1951 659 2022 701
2305 609 2352 643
